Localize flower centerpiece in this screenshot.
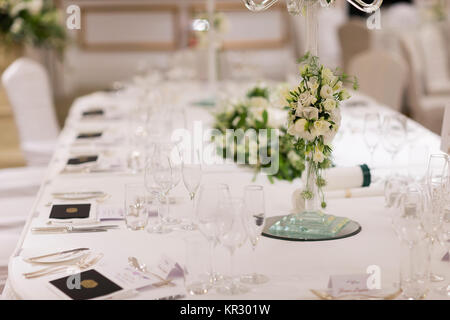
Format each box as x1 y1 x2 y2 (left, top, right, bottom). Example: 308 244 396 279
286 52 356 208
0 0 66 53
213 83 307 182
268 52 357 238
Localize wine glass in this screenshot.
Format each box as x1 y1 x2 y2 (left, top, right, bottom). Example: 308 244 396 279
391 183 430 300
145 158 171 234
181 159 202 231
421 154 449 282
363 112 381 168
196 183 231 284
435 210 450 296
153 142 181 225
240 185 269 285
381 115 407 176
216 197 249 295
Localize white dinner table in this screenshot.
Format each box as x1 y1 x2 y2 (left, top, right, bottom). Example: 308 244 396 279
3 81 448 300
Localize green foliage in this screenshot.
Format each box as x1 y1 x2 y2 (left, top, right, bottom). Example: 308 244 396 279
0 0 66 52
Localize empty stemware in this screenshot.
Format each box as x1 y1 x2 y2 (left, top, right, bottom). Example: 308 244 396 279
240 185 269 285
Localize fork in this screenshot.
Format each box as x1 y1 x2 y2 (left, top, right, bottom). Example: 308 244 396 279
23 253 103 279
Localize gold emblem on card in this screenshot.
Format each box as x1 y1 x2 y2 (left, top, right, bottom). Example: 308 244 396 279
66 207 78 214
78 156 89 162
81 279 98 289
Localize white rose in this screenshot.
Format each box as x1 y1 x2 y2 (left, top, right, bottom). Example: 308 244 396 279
313 148 325 163
298 92 317 108
249 97 269 110
302 107 319 120
323 98 336 112
320 85 333 99
267 107 287 128
312 120 330 136
294 118 308 134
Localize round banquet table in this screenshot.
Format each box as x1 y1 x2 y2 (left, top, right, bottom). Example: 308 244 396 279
4 82 449 300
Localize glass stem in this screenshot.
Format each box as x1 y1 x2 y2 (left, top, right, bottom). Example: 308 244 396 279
209 241 215 280
251 244 257 276
230 248 235 284
166 191 170 221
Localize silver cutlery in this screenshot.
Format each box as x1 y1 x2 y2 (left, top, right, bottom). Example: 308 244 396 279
23 253 103 279
31 225 118 234
26 247 89 263
155 294 185 300
128 257 175 287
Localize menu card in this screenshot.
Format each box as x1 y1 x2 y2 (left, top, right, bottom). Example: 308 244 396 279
77 132 103 139
49 204 91 220
67 155 98 166
82 109 104 117
50 269 122 300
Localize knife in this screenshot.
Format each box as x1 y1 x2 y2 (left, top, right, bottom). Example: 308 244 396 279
27 247 90 261
31 226 109 234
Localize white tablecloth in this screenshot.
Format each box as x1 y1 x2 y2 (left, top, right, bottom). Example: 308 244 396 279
3 82 448 300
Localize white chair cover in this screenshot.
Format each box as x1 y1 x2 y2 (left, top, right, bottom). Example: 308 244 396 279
337 19 371 73
0 166 45 198
1 58 58 166
441 105 450 154
417 23 450 95
349 50 408 111
399 32 447 134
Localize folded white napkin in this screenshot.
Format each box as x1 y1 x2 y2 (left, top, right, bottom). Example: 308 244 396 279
320 165 371 191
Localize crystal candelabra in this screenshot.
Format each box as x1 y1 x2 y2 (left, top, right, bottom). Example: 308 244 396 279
240 0 383 240
242 0 382 14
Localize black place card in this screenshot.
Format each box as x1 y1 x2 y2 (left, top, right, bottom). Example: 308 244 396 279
82 109 104 117
67 155 98 165
49 204 91 220
50 269 122 300
77 132 103 139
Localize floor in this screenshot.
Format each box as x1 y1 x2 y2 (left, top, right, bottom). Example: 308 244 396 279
0 88 25 169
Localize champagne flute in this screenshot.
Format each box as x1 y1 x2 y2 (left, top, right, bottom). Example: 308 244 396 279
240 185 269 285
381 115 407 176
216 197 249 295
435 210 450 296
181 160 202 231
196 183 231 285
363 113 381 168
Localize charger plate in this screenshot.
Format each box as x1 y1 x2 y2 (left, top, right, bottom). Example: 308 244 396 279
262 215 362 241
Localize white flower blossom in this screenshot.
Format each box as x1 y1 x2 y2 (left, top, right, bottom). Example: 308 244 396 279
302 107 319 121
312 120 330 136
249 97 269 110
27 0 43 15
320 85 333 99
313 147 325 163
323 98 336 112
322 68 336 85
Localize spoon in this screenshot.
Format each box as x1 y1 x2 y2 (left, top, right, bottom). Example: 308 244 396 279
128 257 175 287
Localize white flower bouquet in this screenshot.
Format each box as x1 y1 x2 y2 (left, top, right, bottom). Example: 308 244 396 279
286 52 357 207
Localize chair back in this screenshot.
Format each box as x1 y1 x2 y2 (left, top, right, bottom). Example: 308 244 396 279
338 19 371 73
1 58 59 147
349 49 408 111
441 105 450 154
